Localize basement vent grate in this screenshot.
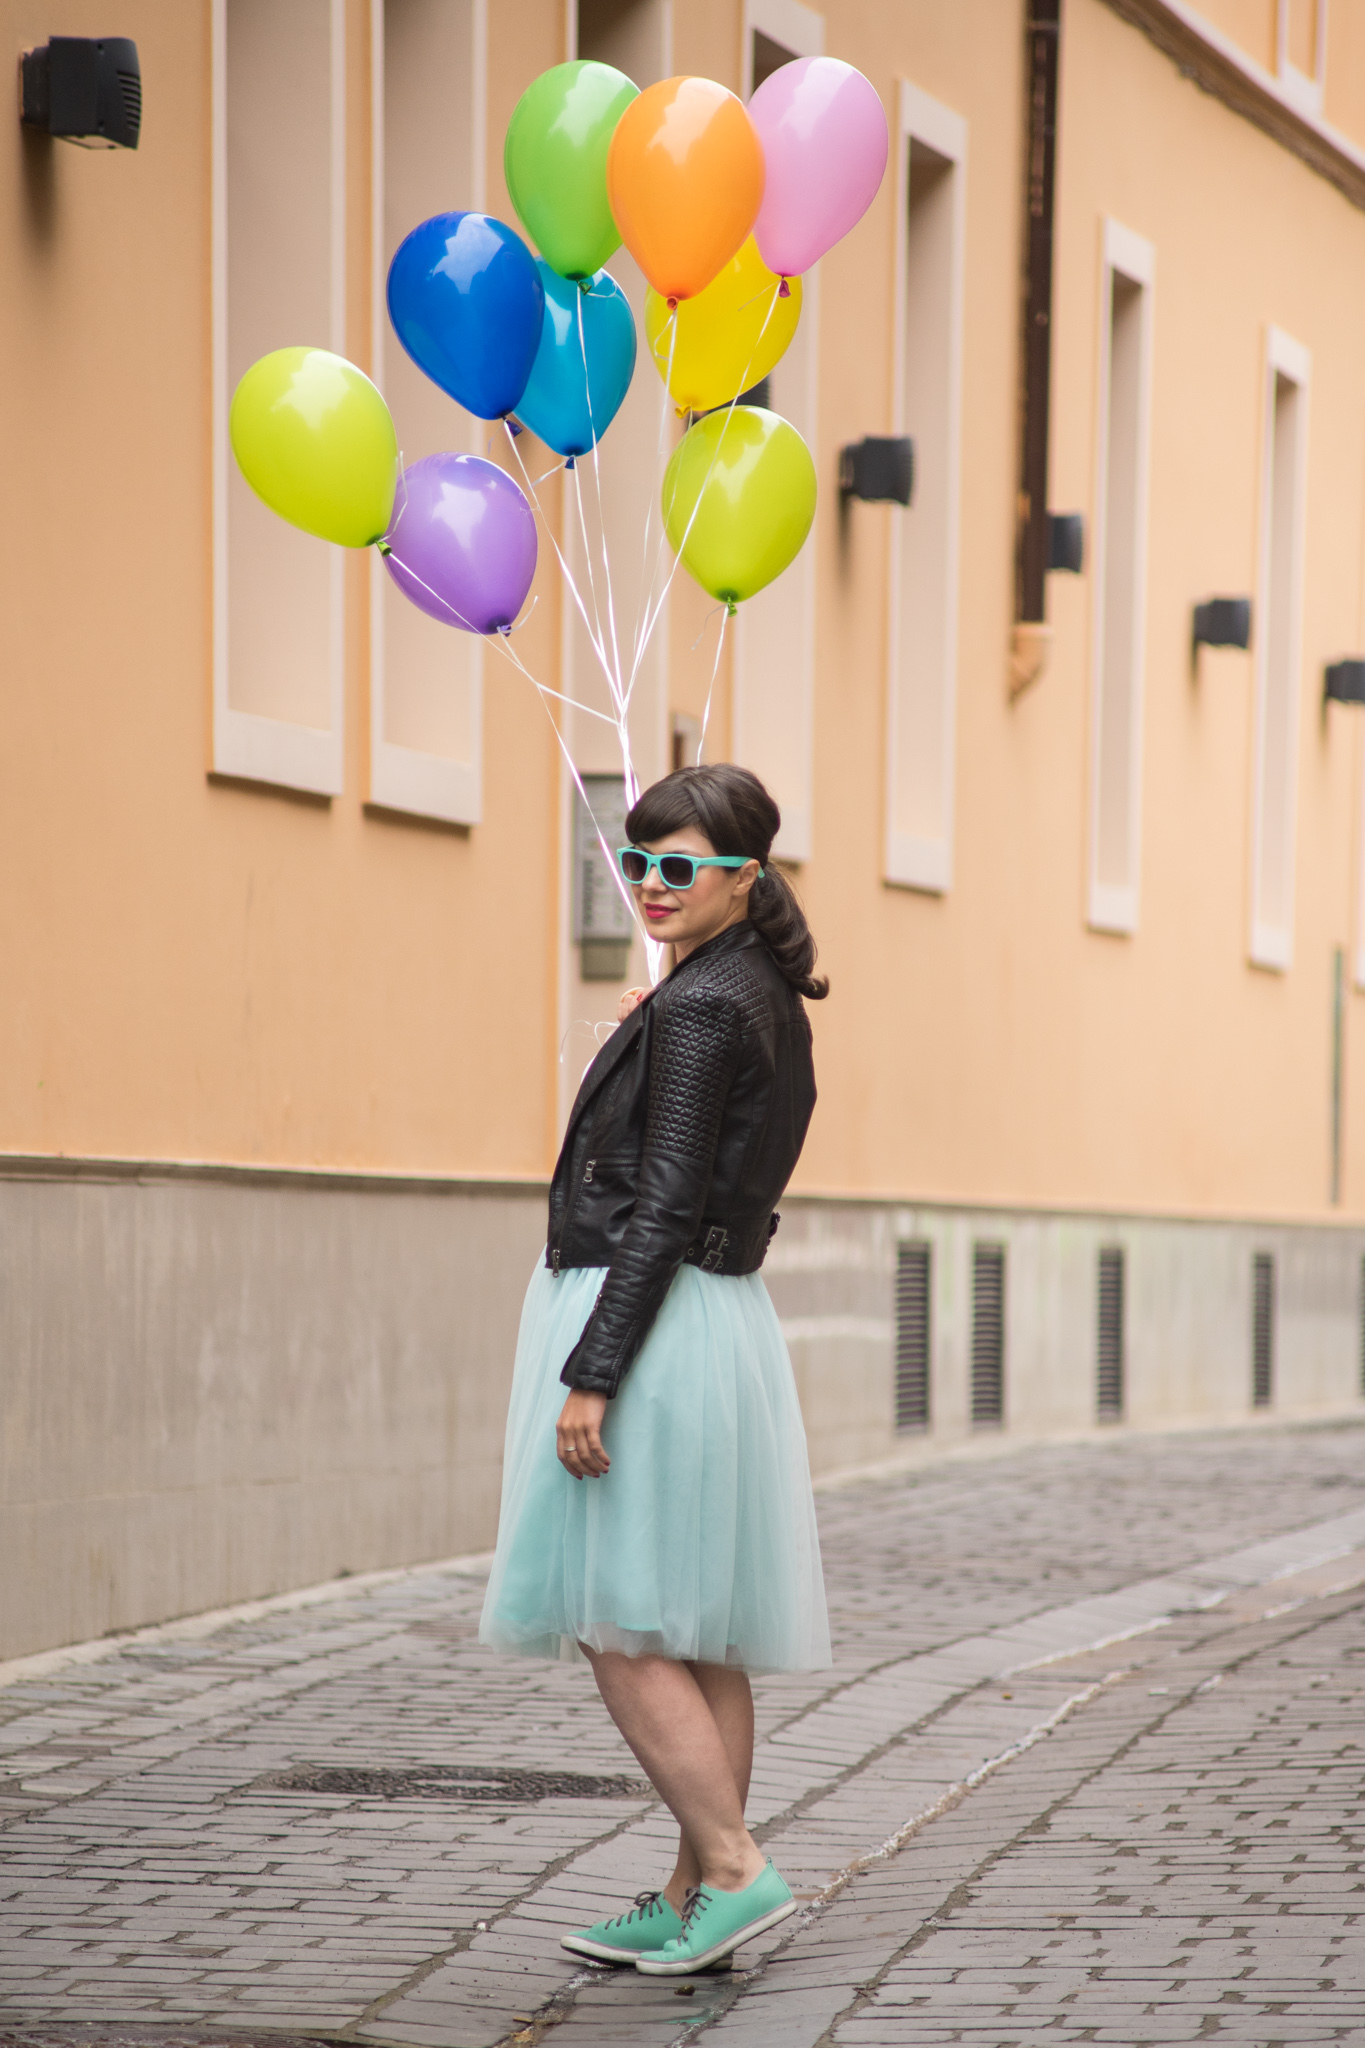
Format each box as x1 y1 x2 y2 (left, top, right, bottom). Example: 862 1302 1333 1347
895 1240 931 1429
971 1243 1005 1425
249 1764 651 1803
1097 1246 1125 1420
1252 1251 1275 1409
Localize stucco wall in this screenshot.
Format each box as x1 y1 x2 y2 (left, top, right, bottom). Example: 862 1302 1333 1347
6 1162 1363 1664
0 1162 545 1660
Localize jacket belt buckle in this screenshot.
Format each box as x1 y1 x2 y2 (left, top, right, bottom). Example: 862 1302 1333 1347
699 1225 729 1273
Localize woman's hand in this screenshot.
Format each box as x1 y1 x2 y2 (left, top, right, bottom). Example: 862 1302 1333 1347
557 1388 611 1479
617 986 650 1023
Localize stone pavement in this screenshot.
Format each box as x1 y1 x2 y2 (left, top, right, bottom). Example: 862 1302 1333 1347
1 1420 1364 2047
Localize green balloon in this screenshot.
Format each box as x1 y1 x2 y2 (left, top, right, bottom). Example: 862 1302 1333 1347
505 61 638 281
663 408 817 606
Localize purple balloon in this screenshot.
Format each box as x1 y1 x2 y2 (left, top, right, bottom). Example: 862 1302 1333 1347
382 452 537 634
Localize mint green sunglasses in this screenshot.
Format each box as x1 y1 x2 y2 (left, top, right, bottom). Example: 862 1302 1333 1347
616 848 764 890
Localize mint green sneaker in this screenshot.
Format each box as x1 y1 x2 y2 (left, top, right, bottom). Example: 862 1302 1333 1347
635 1862 796 1974
560 1889 683 1964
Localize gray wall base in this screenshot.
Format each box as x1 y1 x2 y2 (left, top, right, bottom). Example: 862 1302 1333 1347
5 1163 1365 1660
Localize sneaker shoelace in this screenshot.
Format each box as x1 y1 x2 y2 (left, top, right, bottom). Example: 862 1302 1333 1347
606 1889 667 1931
678 1883 713 1935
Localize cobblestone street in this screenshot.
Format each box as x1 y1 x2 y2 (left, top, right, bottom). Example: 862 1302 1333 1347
3 1420 1364 2047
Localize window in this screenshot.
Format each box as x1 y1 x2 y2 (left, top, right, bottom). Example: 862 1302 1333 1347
212 0 346 796
1250 330 1310 971
885 83 966 894
971 1243 1005 1425
369 0 487 825
894 1241 931 1430
556 0 674 1127
1277 0 1328 119
561 0 673 797
1088 223 1154 935
731 1 824 863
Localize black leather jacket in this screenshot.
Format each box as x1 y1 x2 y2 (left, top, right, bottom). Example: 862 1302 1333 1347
549 922 816 1397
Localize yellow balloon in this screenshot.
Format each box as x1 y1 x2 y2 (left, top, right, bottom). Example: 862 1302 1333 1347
644 237 802 416
229 348 398 548
662 406 816 606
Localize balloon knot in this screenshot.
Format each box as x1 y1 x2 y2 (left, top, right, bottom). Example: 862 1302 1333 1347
726 599 738 617
506 416 524 437
778 277 791 298
375 540 392 557
667 297 678 312
565 455 576 471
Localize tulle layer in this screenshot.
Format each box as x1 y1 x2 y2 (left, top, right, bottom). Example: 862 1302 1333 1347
478 1261 831 1674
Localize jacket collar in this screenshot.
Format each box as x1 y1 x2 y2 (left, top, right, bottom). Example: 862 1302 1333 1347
667 920 763 978
562 923 763 1134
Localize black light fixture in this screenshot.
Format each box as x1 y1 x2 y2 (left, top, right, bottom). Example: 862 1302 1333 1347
1193 597 1252 655
1325 659 1365 705
20 38 141 149
839 437 914 507
1047 513 1084 574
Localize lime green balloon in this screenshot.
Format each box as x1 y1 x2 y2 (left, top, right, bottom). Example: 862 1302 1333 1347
229 348 398 548
662 407 817 605
505 61 638 280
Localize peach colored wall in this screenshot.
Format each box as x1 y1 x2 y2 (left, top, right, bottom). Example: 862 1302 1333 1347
0 0 566 1178
5 0 1365 1226
791 0 1365 1225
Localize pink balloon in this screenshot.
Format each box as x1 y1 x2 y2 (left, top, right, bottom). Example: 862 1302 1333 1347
749 57 889 279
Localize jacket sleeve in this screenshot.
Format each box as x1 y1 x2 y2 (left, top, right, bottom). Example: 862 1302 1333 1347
559 982 744 1396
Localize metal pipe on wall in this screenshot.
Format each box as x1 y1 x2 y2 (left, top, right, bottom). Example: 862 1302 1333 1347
1011 0 1061 692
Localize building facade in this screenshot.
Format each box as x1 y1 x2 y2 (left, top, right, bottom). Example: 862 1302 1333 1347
6 0 1365 1658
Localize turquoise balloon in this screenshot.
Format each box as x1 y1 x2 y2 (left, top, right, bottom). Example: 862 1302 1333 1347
514 263 636 459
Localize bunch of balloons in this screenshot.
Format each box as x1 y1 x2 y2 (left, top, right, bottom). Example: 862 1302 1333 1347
229 51 887 631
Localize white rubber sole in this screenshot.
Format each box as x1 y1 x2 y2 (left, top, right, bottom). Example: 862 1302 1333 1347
634 1896 797 1975
559 1932 654 1964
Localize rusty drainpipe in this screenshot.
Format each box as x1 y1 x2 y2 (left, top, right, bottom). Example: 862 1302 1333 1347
1010 0 1061 697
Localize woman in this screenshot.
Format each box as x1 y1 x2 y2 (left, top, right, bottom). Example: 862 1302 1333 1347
479 763 831 1977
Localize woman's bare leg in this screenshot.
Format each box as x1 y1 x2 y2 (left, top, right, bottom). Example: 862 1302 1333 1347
667 1663 754 1903
585 1649 764 1909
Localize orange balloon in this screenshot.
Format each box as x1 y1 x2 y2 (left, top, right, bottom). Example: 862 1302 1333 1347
606 77 765 303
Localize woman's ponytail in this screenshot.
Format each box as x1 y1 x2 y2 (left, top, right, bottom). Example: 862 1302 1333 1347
624 763 829 1000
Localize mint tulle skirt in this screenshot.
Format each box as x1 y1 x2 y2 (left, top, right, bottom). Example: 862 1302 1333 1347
478 1262 831 1674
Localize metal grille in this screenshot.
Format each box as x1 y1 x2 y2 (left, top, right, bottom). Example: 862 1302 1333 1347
971 1243 1005 1424
895 1241 931 1429
1252 1252 1275 1408
1097 1246 1124 1420
249 1764 649 1803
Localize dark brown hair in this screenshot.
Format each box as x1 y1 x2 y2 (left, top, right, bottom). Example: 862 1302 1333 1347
625 763 829 1000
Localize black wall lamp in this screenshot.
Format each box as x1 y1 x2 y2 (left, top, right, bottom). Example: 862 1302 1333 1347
1325 659 1365 705
839 437 914 507
20 38 141 149
1193 598 1252 657
1047 513 1084 574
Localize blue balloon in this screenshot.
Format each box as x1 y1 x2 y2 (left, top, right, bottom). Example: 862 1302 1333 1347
514 264 637 459
387 212 544 421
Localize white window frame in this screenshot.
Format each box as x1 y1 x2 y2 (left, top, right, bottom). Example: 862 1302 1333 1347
883 79 967 894
1250 325 1311 973
210 0 347 797
1276 0 1329 120
732 0 824 863
368 0 487 826
1087 219 1155 937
